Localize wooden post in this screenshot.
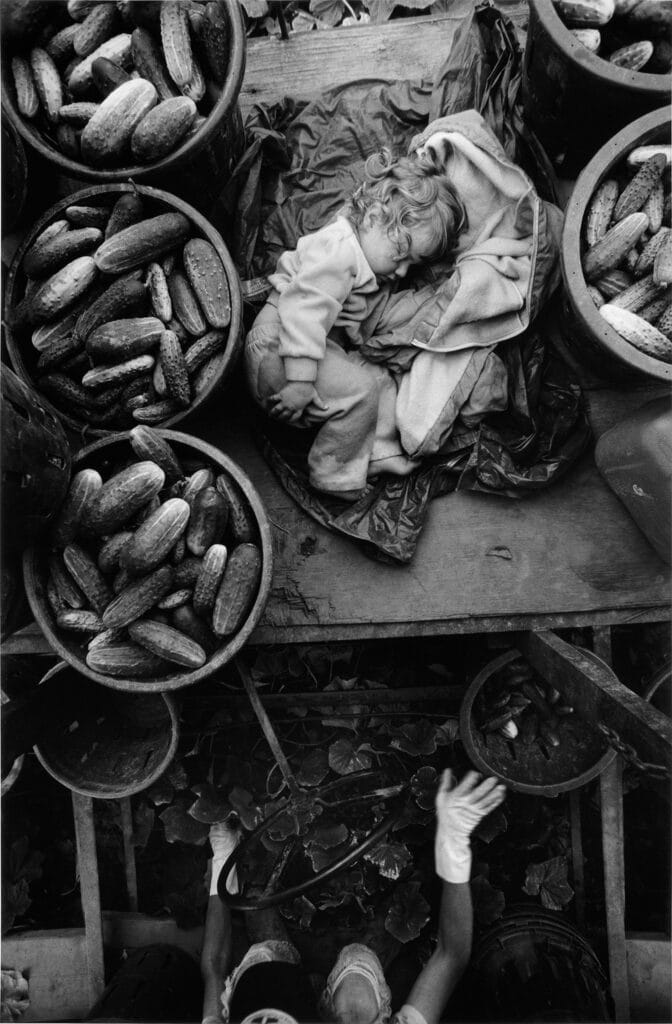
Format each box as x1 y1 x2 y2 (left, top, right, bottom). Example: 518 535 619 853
569 790 585 929
593 627 630 1023
119 797 139 913
72 792 105 1008
519 630 672 771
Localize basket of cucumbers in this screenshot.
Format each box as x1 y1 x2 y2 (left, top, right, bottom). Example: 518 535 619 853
1 0 246 207
459 650 616 796
4 182 243 435
23 427 273 692
561 106 671 382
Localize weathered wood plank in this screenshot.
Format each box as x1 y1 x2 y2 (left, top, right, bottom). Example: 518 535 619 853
2 376 668 650
71 792 105 1008
519 630 672 770
184 378 670 641
601 761 631 1022
240 14 461 119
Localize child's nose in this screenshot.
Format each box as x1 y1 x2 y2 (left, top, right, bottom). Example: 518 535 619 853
394 260 411 278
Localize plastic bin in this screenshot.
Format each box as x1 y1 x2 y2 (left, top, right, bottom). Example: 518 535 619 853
595 396 671 564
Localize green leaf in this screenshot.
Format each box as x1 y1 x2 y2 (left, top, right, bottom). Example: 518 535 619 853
188 783 234 825
280 895 317 929
522 856 574 911
295 749 330 787
228 787 263 831
364 840 411 880
385 880 430 943
390 719 442 756
307 839 351 873
474 807 508 845
167 760 189 791
471 875 505 926
329 738 372 775
145 774 175 807
410 766 438 810
159 799 209 846
309 0 345 26
310 822 349 848
268 798 321 841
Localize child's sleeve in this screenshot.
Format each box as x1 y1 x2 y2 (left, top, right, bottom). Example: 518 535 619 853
275 230 359 382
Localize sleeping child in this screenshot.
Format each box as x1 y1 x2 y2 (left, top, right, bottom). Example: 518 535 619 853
244 109 563 500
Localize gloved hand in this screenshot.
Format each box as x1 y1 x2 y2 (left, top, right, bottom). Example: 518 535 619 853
208 819 241 896
434 769 506 883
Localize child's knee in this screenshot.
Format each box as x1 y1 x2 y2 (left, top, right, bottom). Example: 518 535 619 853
256 352 287 401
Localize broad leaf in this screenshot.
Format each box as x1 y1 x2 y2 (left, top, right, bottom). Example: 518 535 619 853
471 875 505 926
310 822 349 848
385 880 430 943
295 749 329 787
167 760 188 791
307 840 351 873
291 11 316 33
474 807 508 845
329 738 372 775
364 840 411 880
280 895 317 929
188 783 234 824
250 649 286 681
410 766 438 810
160 800 209 846
390 720 443 756
309 0 345 26
228 787 263 831
268 798 321 841
522 856 574 911
145 775 174 807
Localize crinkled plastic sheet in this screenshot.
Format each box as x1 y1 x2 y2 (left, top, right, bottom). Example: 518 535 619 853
227 2 591 564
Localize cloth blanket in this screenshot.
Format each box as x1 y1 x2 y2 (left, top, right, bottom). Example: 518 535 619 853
223 2 591 563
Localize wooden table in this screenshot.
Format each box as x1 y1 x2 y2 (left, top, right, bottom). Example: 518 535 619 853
2 10 670 1022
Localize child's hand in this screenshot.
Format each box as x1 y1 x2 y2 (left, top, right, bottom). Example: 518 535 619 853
268 382 328 424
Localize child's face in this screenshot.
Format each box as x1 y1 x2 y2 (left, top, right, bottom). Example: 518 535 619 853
358 210 436 280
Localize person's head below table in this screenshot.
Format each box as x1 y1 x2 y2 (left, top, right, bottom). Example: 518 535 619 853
201 770 506 1024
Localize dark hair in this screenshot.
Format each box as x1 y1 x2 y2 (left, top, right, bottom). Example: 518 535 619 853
345 146 467 262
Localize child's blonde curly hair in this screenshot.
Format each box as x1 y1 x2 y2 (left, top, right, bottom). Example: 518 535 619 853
345 146 467 263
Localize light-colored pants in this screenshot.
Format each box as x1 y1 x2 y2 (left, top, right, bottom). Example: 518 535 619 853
244 298 416 495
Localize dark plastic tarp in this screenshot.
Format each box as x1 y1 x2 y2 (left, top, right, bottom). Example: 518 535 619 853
226 2 591 564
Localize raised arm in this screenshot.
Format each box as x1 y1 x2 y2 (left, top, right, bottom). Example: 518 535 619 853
400 771 506 1024
200 823 240 1024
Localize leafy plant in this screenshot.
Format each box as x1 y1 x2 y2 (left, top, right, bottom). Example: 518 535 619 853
522 856 574 911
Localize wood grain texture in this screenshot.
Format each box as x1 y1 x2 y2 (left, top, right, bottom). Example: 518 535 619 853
240 14 462 118
181 375 671 643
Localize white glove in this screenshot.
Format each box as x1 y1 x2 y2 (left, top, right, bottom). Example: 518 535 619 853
434 769 506 883
209 820 241 896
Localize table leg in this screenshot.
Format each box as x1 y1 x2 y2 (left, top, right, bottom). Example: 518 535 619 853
72 791 105 1007
119 796 139 913
593 626 630 1023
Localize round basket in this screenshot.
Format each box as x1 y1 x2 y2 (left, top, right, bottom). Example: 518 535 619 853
523 0 671 173
560 106 672 384
33 661 179 798
23 429 273 693
1 365 72 546
0 1 246 211
464 905 613 1023
1 755 25 798
459 649 616 797
4 182 244 437
1 115 27 234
